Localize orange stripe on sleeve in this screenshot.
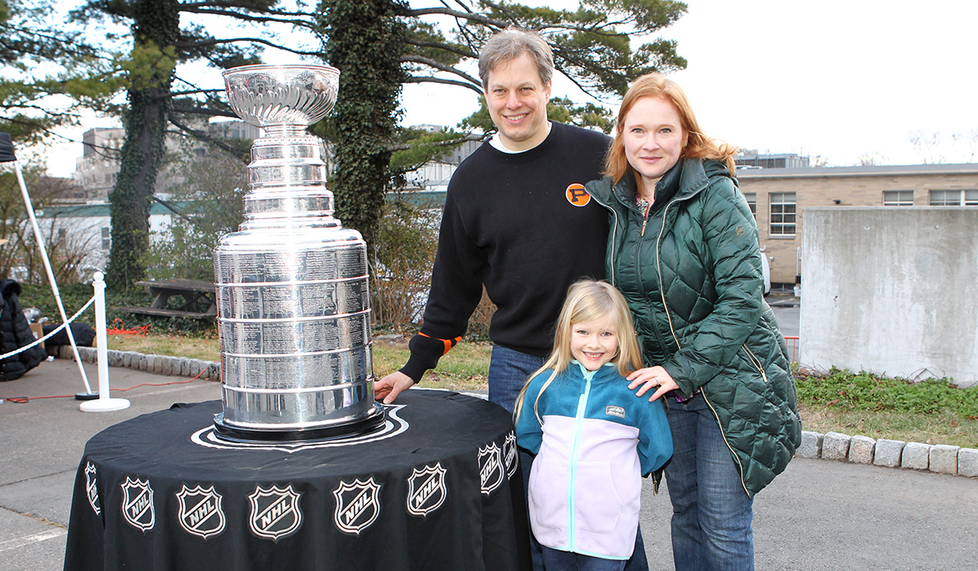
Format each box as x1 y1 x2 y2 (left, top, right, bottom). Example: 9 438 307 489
419 333 462 355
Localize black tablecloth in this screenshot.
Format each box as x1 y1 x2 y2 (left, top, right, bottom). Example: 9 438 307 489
64 390 530 571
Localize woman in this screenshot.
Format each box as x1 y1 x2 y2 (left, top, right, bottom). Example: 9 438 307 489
585 73 801 571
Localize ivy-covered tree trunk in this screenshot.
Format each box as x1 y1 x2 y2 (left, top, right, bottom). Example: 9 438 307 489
104 0 179 292
319 0 406 250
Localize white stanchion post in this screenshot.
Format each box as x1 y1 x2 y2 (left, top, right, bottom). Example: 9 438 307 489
13 158 95 398
79 273 130 412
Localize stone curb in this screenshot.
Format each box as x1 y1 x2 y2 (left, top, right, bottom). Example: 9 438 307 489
795 429 978 479
56 346 222 382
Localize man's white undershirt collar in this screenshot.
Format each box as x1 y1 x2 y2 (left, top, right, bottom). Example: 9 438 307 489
489 121 553 153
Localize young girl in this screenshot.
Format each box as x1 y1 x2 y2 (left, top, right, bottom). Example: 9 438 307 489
514 280 672 571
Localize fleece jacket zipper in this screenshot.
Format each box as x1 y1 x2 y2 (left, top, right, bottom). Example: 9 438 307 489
567 364 594 551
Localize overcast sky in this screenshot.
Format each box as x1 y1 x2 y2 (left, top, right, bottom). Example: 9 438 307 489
402 0 978 167
39 0 978 176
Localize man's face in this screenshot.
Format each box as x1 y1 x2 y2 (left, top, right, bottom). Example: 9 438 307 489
484 53 552 152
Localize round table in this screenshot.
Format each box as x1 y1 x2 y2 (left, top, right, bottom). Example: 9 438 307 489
64 390 530 571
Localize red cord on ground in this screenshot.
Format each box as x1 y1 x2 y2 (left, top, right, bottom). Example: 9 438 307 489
2 368 211 403
106 318 151 336
110 377 199 392
3 394 74 403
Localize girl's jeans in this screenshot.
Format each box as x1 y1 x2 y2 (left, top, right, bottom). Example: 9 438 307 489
541 546 627 571
664 393 754 571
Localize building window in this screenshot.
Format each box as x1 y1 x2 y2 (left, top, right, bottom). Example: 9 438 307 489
101 227 111 251
769 192 796 236
883 190 914 206
930 190 959 205
929 189 978 206
743 192 757 217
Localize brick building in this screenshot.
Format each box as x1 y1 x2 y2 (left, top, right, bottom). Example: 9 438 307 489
71 120 261 201
73 127 125 201
738 163 978 285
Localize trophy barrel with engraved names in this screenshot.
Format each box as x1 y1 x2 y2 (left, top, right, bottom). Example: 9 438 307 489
212 64 383 440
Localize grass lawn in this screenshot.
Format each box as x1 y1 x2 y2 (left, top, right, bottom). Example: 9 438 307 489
104 333 978 449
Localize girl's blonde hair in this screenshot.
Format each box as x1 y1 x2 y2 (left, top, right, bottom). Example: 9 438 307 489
603 73 738 183
513 280 643 422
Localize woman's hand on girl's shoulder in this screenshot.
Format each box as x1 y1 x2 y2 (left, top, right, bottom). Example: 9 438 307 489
627 366 679 402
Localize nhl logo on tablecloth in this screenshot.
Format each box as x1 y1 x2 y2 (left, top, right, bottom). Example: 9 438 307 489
248 484 302 541
479 443 503 496
406 463 447 517
502 431 519 478
176 484 226 540
121 476 155 532
85 462 100 516
332 477 381 535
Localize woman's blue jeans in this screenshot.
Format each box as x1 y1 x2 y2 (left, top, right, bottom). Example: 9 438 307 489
664 394 754 571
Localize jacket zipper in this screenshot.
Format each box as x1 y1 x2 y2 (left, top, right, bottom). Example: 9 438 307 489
567 367 593 551
607 207 622 285
654 202 680 342
598 185 677 358
653 194 753 498
741 345 769 383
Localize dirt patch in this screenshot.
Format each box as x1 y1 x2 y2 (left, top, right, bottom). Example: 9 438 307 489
373 333 410 350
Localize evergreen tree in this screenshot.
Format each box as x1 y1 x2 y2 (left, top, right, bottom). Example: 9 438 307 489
398 0 687 97
70 0 284 290
317 0 687 247
99 0 180 291
0 0 112 141
3 0 688 289
319 0 406 248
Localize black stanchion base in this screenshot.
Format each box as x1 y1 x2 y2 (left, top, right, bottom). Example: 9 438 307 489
211 404 387 443
75 392 99 401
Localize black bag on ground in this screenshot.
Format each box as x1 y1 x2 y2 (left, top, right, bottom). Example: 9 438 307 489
42 322 96 352
0 279 48 380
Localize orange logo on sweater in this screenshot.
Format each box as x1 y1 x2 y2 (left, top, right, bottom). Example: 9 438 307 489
565 183 590 207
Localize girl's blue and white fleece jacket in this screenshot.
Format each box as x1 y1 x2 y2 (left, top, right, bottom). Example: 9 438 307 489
515 362 673 559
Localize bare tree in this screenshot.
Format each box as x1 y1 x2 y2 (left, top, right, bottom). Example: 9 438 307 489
0 164 98 284
952 129 978 163
858 152 884 166
909 130 944 164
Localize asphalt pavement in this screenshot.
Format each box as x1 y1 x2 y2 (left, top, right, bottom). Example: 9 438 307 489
1 302 976 570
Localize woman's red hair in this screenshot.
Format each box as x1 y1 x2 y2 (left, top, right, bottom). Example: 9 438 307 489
604 73 737 184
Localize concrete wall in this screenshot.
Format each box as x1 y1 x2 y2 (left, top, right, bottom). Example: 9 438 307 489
799 207 978 387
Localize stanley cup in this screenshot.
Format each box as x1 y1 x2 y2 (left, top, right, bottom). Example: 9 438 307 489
212 64 383 440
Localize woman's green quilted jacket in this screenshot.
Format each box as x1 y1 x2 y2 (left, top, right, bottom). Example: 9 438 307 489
586 158 801 497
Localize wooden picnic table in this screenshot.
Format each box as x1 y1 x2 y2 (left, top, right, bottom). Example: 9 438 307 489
116 279 217 319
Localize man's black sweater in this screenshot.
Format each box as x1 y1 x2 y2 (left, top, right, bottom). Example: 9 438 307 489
401 122 611 382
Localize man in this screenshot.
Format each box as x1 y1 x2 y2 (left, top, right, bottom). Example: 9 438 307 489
375 29 655 571
374 28 610 412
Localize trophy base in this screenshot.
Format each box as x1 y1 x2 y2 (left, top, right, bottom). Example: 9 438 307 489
211 403 386 443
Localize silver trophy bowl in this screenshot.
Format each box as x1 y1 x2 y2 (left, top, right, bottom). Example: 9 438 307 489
224 64 339 135
212 64 384 441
